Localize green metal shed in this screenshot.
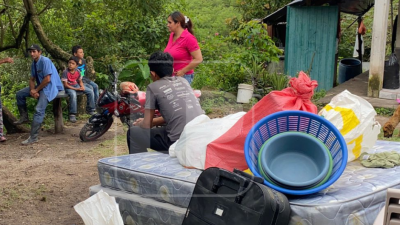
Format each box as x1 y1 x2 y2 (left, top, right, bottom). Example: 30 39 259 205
285 6 339 91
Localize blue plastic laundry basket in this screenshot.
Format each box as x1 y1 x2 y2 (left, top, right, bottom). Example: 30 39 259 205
244 110 348 195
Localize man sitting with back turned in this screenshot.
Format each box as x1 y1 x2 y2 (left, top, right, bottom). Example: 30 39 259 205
127 51 203 154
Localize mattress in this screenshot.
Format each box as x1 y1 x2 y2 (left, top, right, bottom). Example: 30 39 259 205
89 185 186 225
97 140 400 224
288 140 400 225
98 152 202 208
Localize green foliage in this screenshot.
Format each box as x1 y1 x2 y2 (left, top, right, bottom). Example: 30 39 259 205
119 59 152 90
185 0 241 39
375 107 395 117
199 90 239 115
230 21 282 63
192 35 245 91
265 72 289 91
312 90 327 103
193 20 282 92
235 0 292 22
0 0 187 114
241 54 265 84
95 72 110 90
338 0 399 61
0 0 291 116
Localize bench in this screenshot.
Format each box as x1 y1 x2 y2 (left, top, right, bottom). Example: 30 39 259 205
53 90 83 134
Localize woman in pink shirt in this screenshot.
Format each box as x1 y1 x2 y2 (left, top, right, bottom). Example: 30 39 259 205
164 11 203 85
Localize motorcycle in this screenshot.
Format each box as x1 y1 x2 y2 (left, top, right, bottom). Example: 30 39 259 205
79 65 201 142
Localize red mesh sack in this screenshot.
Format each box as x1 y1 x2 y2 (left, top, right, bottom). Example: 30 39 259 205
205 71 319 171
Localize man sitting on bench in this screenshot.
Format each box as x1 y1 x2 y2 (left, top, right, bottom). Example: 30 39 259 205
14 44 64 145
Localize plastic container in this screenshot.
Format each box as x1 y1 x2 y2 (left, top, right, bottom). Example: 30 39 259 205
237 84 254 103
338 58 362 84
257 135 333 190
383 60 400 89
244 111 348 195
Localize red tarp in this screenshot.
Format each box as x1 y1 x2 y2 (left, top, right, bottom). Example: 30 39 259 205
205 71 319 171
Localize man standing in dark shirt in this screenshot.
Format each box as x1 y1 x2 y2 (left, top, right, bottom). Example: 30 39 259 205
127 51 203 154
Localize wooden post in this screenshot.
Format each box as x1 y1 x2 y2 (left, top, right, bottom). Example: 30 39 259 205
357 17 363 62
368 0 390 97
53 98 64 134
395 1 400 56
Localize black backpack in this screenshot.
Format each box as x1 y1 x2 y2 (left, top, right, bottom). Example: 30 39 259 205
182 167 291 225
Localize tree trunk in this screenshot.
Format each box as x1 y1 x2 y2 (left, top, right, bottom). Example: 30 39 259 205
2 0 83 133
2 106 29 133
86 56 96 81
23 0 70 63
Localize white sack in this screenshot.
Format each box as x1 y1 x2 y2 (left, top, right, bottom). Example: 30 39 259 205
74 190 124 225
319 90 381 162
171 112 246 169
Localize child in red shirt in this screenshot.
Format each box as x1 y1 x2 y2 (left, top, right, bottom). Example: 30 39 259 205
61 56 95 122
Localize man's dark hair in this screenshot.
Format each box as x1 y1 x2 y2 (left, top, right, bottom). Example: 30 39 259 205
72 45 82 54
148 51 173 78
69 56 80 65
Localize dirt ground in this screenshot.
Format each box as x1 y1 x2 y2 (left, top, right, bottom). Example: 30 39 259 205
0 119 127 225
0 112 396 225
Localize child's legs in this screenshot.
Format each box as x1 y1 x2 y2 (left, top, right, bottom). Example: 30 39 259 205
83 83 95 112
88 81 99 103
65 87 78 114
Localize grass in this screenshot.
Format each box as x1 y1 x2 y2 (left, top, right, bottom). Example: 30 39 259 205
90 133 128 157
200 90 242 115
312 90 326 103
378 128 400 142
0 188 20 210
375 107 395 117
0 184 48 210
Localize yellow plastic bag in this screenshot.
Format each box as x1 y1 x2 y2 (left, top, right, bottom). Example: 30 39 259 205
319 90 381 162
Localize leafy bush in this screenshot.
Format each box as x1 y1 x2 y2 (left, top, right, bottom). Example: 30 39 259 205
193 20 282 93
266 72 289 91
118 59 152 90
229 21 282 64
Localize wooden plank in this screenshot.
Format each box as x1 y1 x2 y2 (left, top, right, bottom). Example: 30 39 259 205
368 0 390 97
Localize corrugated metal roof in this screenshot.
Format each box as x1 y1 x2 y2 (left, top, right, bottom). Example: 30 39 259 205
263 0 374 25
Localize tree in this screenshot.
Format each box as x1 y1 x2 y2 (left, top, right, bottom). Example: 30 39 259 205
235 0 292 22
1 0 185 133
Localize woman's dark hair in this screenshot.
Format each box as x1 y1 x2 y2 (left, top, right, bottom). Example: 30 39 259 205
148 51 173 78
169 11 194 35
68 56 80 65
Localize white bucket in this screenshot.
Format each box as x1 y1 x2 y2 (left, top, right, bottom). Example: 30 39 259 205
237 84 254 103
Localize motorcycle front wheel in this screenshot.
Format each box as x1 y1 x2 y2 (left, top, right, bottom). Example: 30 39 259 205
79 116 114 142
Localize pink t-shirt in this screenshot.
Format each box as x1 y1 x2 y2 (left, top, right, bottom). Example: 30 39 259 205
164 29 200 75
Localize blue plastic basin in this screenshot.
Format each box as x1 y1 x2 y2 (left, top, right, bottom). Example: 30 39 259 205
259 132 331 188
